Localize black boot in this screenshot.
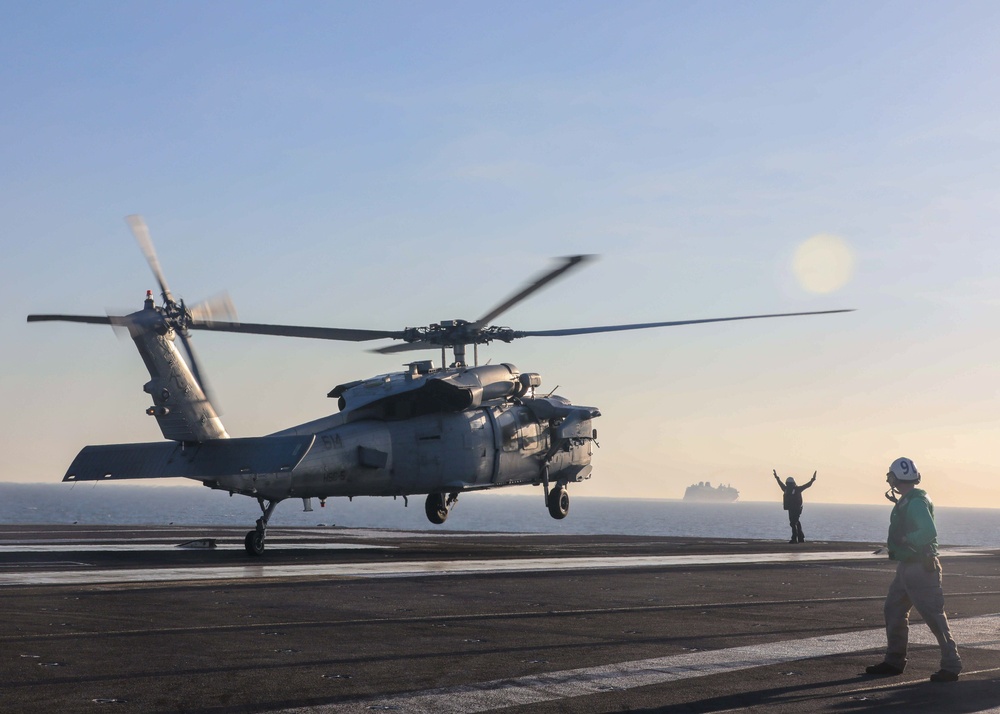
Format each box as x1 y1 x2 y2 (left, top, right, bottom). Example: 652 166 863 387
866 662 904 676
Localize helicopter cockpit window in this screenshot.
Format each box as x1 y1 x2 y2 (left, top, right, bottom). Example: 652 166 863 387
497 409 519 452
520 420 542 452
515 409 544 452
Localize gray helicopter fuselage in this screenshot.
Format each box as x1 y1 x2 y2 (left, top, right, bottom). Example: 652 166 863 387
208 400 595 502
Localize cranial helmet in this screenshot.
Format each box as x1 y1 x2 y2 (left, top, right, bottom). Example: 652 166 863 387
888 457 920 483
785 477 795 485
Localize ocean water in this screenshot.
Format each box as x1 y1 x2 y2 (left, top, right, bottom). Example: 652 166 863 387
2 482 999 547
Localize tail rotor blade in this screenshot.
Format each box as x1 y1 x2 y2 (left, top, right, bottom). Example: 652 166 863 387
126 214 173 304
188 291 238 325
176 330 222 414
107 311 134 340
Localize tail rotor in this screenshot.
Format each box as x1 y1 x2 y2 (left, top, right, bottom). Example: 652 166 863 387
29 215 235 416
124 216 235 413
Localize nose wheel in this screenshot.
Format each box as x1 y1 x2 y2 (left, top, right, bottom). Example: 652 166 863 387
547 485 570 519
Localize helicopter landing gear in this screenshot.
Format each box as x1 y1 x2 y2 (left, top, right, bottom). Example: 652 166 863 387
244 529 265 556
425 492 458 524
244 498 281 556
547 485 570 519
542 465 570 520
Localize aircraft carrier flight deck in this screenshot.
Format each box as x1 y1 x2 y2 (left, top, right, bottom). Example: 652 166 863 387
1 525 999 714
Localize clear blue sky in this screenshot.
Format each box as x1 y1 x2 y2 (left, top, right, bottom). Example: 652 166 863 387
2 1 999 507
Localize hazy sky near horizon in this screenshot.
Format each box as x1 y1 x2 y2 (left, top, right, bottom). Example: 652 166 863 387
2 2 1000 509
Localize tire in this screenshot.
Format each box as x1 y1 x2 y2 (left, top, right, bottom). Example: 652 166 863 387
244 530 265 556
548 487 570 519
425 493 449 524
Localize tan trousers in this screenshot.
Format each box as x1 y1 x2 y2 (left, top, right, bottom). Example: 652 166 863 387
883 559 962 673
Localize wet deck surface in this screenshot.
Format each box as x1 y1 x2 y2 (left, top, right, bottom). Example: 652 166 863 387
1 524 999 713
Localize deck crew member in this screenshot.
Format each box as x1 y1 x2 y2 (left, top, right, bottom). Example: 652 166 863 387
865 457 962 682
772 469 816 543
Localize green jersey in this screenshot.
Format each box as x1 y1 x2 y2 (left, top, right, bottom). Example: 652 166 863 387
887 488 938 562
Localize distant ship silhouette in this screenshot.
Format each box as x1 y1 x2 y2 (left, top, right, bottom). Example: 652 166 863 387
683 481 739 502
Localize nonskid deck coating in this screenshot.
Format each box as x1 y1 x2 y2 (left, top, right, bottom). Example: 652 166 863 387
2 525 999 714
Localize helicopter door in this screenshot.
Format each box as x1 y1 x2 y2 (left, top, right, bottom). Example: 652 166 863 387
491 406 546 486
491 408 520 485
466 411 493 486
415 417 444 488
411 413 492 490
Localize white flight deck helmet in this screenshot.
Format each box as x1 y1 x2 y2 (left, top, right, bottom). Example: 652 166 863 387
888 457 921 484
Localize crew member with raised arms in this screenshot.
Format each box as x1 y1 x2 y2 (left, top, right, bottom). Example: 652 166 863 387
772 469 816 543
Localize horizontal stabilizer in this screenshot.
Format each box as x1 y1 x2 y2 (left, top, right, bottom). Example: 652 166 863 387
63 435 315 482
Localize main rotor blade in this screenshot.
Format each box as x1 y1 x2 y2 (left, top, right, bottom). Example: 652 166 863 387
189 320 406 343
371 341 433 355
27 314 114 326
511 309 855 338
126 214 173 304
473 254 595 329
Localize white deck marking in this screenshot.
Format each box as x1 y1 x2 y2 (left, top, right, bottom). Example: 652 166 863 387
274 614 1000 714
0 542 392 553
0 547 989 587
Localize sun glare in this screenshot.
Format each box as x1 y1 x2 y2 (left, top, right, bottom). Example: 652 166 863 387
792 234 855 294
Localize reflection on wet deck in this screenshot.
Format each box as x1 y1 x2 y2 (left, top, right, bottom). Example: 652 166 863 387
0 545 990 587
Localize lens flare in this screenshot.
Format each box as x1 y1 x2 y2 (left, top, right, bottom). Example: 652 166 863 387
792 234 855 294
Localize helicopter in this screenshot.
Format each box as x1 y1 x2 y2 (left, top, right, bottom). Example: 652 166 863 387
28 216 853 555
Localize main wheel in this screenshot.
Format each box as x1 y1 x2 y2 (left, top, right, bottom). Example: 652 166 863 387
244 529 265 556
548 486 570 519
425 493 449 524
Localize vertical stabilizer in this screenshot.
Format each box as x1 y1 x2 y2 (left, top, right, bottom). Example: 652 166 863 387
128 307 229 443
